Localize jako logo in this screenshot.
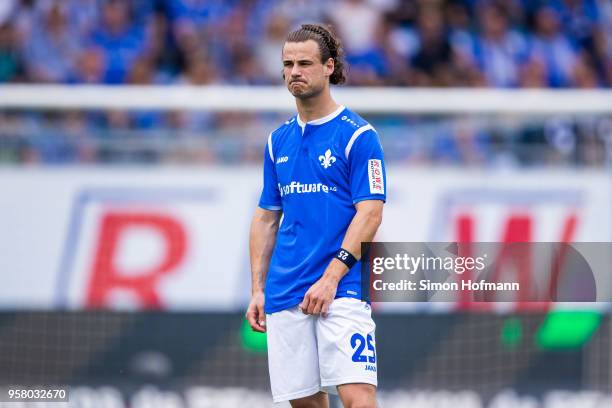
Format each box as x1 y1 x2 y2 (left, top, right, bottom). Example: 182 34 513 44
319 149 336 169
277 181 336 197
276 156 289 164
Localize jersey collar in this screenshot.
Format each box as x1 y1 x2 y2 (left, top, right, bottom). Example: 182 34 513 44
296 105 345 130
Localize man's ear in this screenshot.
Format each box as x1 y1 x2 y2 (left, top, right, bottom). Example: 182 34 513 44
325 58 334 77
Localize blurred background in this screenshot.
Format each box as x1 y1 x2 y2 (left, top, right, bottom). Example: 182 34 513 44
0 0 612 407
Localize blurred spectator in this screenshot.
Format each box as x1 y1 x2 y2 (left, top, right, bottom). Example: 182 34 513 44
527 6 579 87
166 0 236 62
147 8 175 80
544 116 577 164
65 0 99 38
594 0 612 85
11 0 35 46
0 20 22 82
447 0 474 59
328 0 382 56
410 5 460 86
128 57 159 85
89 0 149 84
468 4 528 87
553 0 599 49
519 59 548 87
328 0 392 84
256 13 289 84
182 54 218 85
214 5 253 82
126 58 165 129
432 118 489 165
68 47 106 84
572 54 600 87
232 45 266 85
274 0 329 27
25 112 85 163
22 0 80 82
61 111 96 162
167 55 217 132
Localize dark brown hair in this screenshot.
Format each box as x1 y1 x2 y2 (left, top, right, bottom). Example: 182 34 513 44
285 23 347 85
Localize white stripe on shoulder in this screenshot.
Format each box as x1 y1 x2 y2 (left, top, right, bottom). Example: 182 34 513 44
345 124 374 158
267 132 274 162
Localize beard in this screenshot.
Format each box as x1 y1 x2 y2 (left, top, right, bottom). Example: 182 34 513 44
287 80 324 99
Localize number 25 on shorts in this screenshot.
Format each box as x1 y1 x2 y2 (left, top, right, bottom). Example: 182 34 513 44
350 333 376 363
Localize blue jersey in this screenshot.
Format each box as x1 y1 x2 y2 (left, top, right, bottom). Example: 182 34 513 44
258 105 386 314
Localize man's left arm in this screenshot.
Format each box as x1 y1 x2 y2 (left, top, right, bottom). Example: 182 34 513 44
300 199 383 315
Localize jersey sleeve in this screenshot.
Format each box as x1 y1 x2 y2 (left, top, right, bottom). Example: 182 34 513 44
348 128 387 204
258 137 282 211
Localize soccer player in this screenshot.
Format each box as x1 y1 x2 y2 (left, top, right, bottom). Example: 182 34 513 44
246 23 386 408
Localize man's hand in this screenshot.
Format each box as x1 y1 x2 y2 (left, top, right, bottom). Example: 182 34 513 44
246 291 266 332
300 270 340 316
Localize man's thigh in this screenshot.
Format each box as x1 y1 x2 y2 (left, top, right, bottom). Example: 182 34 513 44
267 305 321 403
316 298 378 391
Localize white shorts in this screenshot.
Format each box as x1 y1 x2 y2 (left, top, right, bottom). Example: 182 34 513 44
266 297 377 403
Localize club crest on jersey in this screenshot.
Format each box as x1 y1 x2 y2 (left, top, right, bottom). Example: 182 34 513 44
319 149 336 169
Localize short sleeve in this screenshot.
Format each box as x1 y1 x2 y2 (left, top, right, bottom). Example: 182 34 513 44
347 128 386 204
258 136 282 211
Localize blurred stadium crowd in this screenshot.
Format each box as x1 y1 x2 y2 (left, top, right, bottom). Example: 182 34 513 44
2 0 612 87
0 0 611 165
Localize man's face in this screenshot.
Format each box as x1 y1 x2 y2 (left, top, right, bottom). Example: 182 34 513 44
282 40 333 99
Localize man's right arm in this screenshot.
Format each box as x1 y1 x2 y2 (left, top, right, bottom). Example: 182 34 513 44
246 207 282 332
